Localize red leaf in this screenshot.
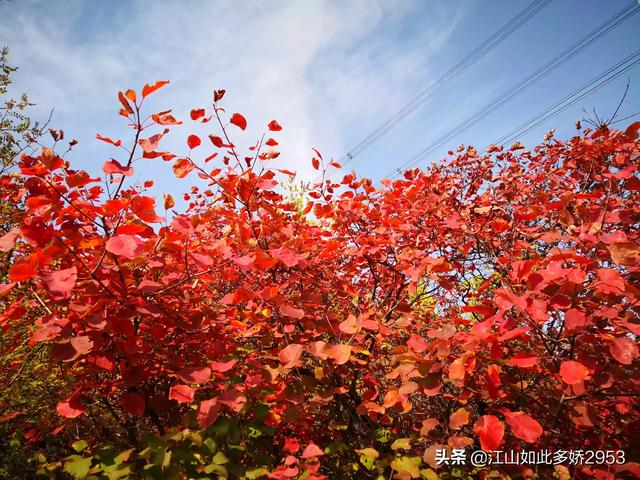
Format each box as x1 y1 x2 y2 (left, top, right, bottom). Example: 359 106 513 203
105 234 145 259
41 267 77 298
284 438 301 454
8 255 38 282
131 195 160 223
625 121 640 139
268 120 282 131
325 344 351 365
278 343 303 367
0 282 16 299
279 304 304 319
449 408 471 430
118 393 145 416
213 89 226 102
152 110 182 125
503 410 543 443
197 398 220 428
610 337 639 365
142 80 169 98
138 130 168 153
268 247 305 267
173 158 195 178
407 335 427 353
559 360 589 385
595 268 626 294
57 391 85 418
51 336 94 362
211 359 237 373
209 135 224 148
190 108 205 121
301 443 324 458
124 89 137 104
66 171 99 188
187 134 201 149
312 157 320 170
163 193 175 210
508 354 538 368
230 113 247 130
118 91 134 116
265 138 278 146
169 384 195 404
218 389 247 412
473 415 504 451
178 366 211 384
96 134 122 147
339 314 358 334
103 159 133 177
0 228 20 252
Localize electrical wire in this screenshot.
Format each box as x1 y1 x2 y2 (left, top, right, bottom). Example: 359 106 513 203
495 49 640 146
329 0 552 172
385 1 639 178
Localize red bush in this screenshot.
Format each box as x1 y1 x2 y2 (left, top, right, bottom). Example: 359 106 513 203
1 82 639 479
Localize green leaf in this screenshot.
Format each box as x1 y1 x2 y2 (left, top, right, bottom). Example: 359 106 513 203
72 440 89 453
212 451 228 465
203 464 227 476
203 437 217 453
391 438 412 450
390 456 422 478
114 448 135 465
246 467 269 479
360 454 376 470
64 455 92 479
421 468 439 480
102 464 132 480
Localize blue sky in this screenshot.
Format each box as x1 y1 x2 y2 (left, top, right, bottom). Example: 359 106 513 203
1 0 639 201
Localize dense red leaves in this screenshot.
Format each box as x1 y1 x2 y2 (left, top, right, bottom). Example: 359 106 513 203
3 87 639 479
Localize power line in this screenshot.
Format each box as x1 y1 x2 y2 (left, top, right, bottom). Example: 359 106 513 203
494 50 640 146
385 0 639 178
332 0 552 170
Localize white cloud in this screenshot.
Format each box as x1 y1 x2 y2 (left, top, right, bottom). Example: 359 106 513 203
0 0 469 191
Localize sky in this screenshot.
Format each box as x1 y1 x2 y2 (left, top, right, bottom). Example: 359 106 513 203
1 0 639 202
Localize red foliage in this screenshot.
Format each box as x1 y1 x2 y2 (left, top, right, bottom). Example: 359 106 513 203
1 83 639 479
